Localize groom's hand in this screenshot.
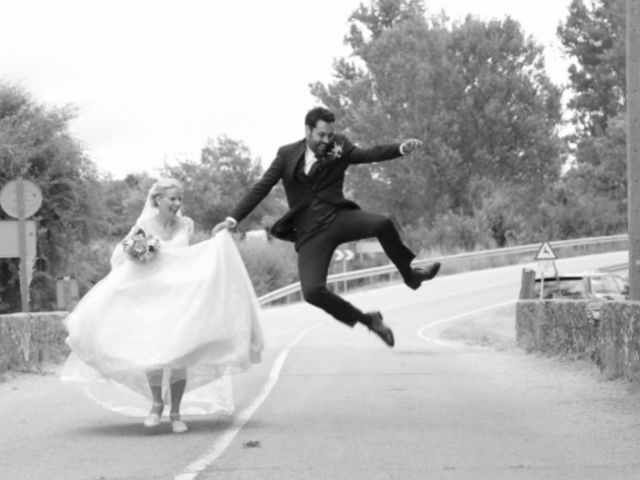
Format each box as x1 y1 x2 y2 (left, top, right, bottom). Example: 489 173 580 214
211 217 237 236
399 138 423 155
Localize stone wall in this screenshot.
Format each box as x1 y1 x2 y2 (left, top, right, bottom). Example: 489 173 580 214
0 312 69 372
516 300 640 381
598 302 640 381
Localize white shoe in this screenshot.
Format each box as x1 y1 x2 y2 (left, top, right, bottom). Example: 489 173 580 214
170 413 188 434
143 403 164 428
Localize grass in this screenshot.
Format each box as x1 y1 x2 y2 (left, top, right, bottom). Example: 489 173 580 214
440 304 517 351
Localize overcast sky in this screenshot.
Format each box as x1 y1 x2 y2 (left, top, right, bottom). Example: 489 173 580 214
1 0 573 179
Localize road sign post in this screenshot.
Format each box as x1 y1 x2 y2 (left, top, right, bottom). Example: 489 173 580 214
535 241 558 300
16 178 29 312
0 177 43 312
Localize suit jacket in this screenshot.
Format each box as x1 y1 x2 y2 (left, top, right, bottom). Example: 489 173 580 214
230 133 403 243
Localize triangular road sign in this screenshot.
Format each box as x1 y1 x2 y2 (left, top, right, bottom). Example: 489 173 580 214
535 241 558 260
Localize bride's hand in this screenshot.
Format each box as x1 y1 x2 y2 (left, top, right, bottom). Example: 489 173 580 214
211 218 236 236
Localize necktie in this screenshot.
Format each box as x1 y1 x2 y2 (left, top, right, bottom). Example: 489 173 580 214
308 155 324 177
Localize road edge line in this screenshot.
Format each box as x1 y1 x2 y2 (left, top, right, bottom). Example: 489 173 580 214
175 321 324 480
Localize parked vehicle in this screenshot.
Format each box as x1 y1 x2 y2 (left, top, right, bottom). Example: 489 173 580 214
532 271 629 301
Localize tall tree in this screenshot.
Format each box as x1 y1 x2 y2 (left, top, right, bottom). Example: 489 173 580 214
556 0 627 235
312 0 563 227
558 0 626 136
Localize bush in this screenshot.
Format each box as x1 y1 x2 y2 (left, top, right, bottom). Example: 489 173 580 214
236 239 299 296
404 212 495 256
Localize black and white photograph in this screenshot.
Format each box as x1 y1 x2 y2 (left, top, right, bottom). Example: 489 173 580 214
2 0 640 478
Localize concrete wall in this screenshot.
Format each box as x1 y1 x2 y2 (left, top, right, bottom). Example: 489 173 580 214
516 300 640 381
0 312 69 372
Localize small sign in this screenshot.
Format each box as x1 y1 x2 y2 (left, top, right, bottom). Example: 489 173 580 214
0 179 43 218
535 241 557 261
0 220 37 258
333 249 354 262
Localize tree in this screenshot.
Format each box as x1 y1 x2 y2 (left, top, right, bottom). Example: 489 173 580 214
556 0 627 233
162 135 287 232
311 0 563 229
0 81 105 312
558 0 626 136
100 172 156 238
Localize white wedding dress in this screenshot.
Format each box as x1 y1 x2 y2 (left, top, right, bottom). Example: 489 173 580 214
60 224 263 417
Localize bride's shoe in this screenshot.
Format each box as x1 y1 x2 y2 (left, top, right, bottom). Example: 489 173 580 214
144 402 164 428
170 413 188 434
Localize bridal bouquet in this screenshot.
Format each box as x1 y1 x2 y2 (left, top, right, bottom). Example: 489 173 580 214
122 227 160 262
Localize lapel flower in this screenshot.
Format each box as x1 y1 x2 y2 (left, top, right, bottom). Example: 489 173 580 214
326 142 343 161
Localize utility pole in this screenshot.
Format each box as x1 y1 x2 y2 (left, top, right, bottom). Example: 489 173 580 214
628 0 640 300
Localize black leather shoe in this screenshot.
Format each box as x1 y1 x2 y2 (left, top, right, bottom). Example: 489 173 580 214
405 262 441 290
366 311 394 347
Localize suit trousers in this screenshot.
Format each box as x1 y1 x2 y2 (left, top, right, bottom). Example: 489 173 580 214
297 209 416 327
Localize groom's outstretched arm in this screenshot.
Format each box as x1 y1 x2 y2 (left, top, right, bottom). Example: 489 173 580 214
346 137 423 165
212 153 286 235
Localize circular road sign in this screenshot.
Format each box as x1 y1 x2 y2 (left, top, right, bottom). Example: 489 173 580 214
0 179 43 218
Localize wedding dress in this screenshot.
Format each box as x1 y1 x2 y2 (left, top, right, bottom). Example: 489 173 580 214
60 224 263 417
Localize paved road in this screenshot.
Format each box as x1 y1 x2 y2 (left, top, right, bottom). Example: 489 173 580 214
2 251 640 479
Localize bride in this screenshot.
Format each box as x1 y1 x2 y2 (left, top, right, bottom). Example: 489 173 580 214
61 178 264 433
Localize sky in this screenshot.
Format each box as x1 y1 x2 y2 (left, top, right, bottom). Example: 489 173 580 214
1 0 574 179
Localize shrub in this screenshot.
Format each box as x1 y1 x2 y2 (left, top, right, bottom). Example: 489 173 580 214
236 239 298 296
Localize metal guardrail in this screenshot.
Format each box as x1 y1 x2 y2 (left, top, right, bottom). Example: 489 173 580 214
257 234 629 307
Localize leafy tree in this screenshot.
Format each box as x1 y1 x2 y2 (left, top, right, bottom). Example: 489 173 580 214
311 0 563 228
558 0 625 136
556 0 627 232
162 135 287 232
100 172 156 238
0 81 105 312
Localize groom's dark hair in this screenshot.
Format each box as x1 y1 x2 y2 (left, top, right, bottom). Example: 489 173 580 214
305 107 335 129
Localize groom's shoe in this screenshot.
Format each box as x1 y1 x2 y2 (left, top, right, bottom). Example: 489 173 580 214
405 262 441 290
365 311 395 348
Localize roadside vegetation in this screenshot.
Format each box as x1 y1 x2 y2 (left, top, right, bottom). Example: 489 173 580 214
0 0 628 312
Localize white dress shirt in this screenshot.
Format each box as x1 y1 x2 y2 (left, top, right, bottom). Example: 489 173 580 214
304 145 318 175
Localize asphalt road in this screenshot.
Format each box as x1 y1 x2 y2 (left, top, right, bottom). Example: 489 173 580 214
2 251 640 480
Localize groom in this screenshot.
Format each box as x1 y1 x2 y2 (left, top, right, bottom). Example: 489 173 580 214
213 107 440 347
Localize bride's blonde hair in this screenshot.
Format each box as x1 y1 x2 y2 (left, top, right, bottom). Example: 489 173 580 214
137 178 184 222
149 178 183 207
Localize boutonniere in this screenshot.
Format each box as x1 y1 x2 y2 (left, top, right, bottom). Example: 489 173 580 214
326 142 343 161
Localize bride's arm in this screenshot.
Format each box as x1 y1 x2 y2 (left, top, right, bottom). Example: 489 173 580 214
183 216 195 245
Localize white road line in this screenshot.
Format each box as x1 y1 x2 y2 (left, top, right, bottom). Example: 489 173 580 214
417 300 516 348
175 321 324 480
375 280 516 311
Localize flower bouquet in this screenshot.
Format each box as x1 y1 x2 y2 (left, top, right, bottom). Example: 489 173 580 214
122 227 160 262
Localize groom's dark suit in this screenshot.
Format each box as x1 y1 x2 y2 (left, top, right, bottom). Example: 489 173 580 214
230 134 417 327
